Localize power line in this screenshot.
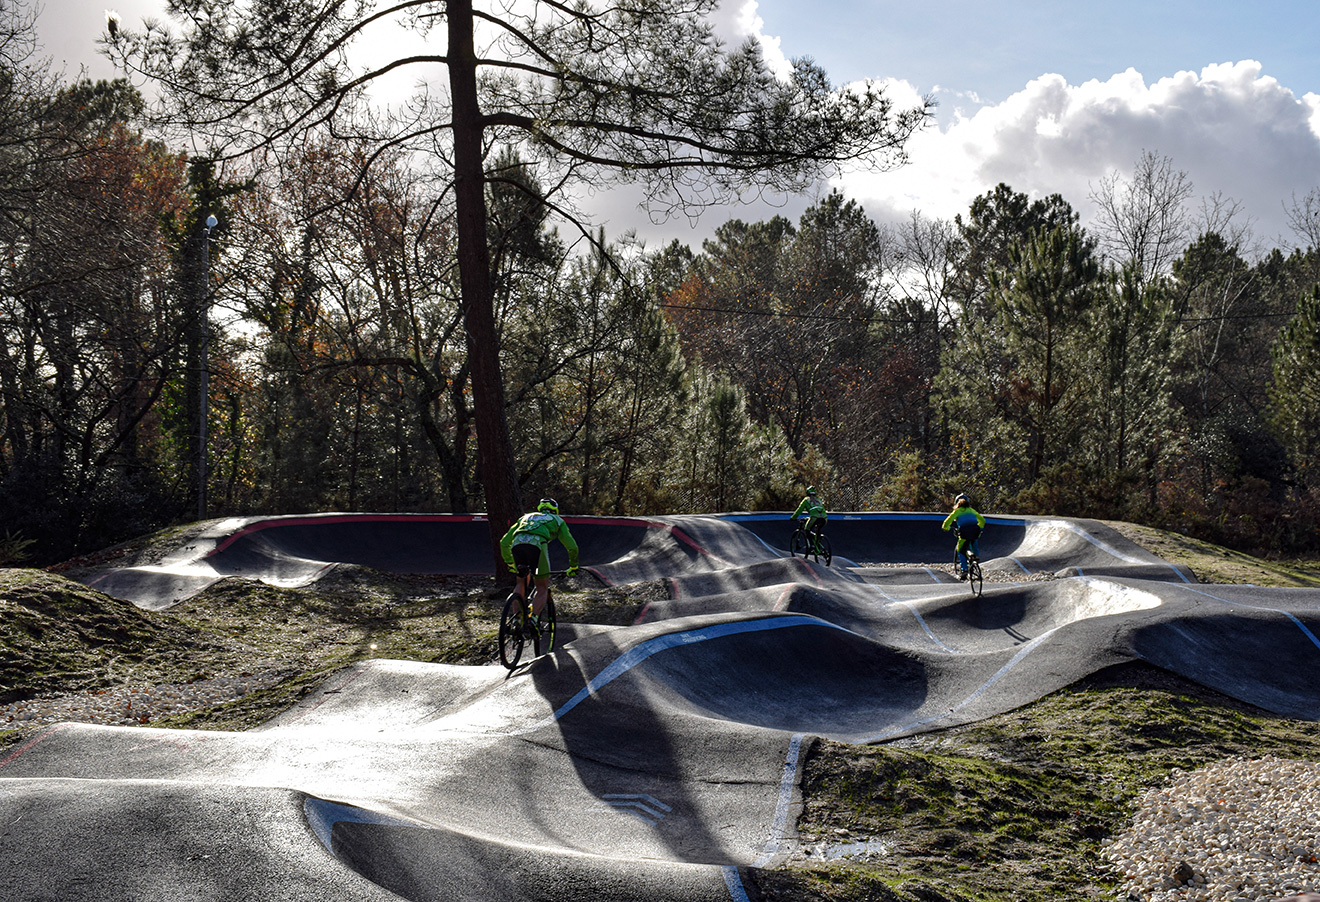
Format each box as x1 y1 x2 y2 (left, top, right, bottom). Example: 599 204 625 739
660 302 1300 327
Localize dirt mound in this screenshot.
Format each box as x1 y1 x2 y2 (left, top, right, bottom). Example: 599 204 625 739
0 569 218 703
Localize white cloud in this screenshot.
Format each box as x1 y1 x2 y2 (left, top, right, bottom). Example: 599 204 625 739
840 61 1320 249
712 0 792 80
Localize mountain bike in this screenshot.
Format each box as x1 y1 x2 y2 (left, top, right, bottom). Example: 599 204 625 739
789 520 832 565
498 562 558 670
963 551 984 597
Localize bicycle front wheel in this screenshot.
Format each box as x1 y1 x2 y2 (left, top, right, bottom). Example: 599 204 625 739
789 527 808 557
498 593 526 670
533 592 557 657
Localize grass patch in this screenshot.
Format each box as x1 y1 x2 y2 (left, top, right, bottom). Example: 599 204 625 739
1103 520 1320 587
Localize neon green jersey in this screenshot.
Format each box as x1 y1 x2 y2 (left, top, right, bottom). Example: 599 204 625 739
499 511 580 570
791 496 827 520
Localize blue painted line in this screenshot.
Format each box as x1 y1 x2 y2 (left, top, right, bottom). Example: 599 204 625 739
552 616 853 721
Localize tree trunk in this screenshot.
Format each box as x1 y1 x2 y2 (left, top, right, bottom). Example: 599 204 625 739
448 0 522 569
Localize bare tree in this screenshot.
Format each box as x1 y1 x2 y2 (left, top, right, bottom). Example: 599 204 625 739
1285 187 1320 252
1089 150 1194 288
1196 190 1258 259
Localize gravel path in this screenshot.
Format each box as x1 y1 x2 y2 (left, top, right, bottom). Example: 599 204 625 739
1104 756 1320 901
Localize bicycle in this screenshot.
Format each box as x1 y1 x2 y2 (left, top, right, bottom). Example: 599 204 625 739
789 521 832 565
497 561 558 670
962 551 984 597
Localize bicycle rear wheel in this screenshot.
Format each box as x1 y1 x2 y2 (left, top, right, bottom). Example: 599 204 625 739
533 592 557 657
968 557 984 597
818 534 832 566
789 527 808 557
498 593 526 669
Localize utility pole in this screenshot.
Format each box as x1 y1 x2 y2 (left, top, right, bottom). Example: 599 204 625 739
198 213 217 520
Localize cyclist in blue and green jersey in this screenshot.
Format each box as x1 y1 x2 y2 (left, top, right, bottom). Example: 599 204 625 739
500 498 579 618
942 493 986 580
790 487 828 554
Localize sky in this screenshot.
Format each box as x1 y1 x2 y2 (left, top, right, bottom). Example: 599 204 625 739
35 0 1320 254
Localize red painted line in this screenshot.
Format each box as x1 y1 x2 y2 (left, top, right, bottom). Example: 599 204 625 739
564 515 666 528
0 723 69 770
794 557 824 586
582 565 611 586
665 526 712 557
565 516 713 558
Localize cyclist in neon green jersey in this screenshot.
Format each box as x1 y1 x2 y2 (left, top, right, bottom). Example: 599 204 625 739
942 493 986 580
499 498 579 618
790 486 828 554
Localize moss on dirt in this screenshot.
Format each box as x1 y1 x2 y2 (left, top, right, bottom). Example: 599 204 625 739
1 565 653 742
0 569 222 704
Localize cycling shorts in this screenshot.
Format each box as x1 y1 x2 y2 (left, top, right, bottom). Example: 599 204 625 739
511 541 548 578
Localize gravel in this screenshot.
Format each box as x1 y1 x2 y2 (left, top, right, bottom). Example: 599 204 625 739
2 672 288 729
1104 755 1320 901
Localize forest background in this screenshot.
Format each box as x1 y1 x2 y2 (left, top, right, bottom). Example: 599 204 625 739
1 0 1318 568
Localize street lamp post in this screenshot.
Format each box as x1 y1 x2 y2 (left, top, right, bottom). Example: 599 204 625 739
198 213 217 520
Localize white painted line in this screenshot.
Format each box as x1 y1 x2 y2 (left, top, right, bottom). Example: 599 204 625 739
753 732 805 867
1036 519 1190 582
723 865 753 902
550 616 856 723
1176 584 1320 652
899 600 959 654
857 628 1058 742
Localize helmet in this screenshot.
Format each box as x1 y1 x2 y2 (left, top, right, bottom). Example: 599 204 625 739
806 486 818 495
954 493 970 507
536 498 559 514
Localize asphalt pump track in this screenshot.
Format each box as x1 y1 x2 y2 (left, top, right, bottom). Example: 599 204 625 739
3 512 1318 901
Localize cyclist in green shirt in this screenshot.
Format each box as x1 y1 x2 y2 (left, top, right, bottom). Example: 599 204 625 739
790 486 828 554
942 493 986 580
499 498 579 618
